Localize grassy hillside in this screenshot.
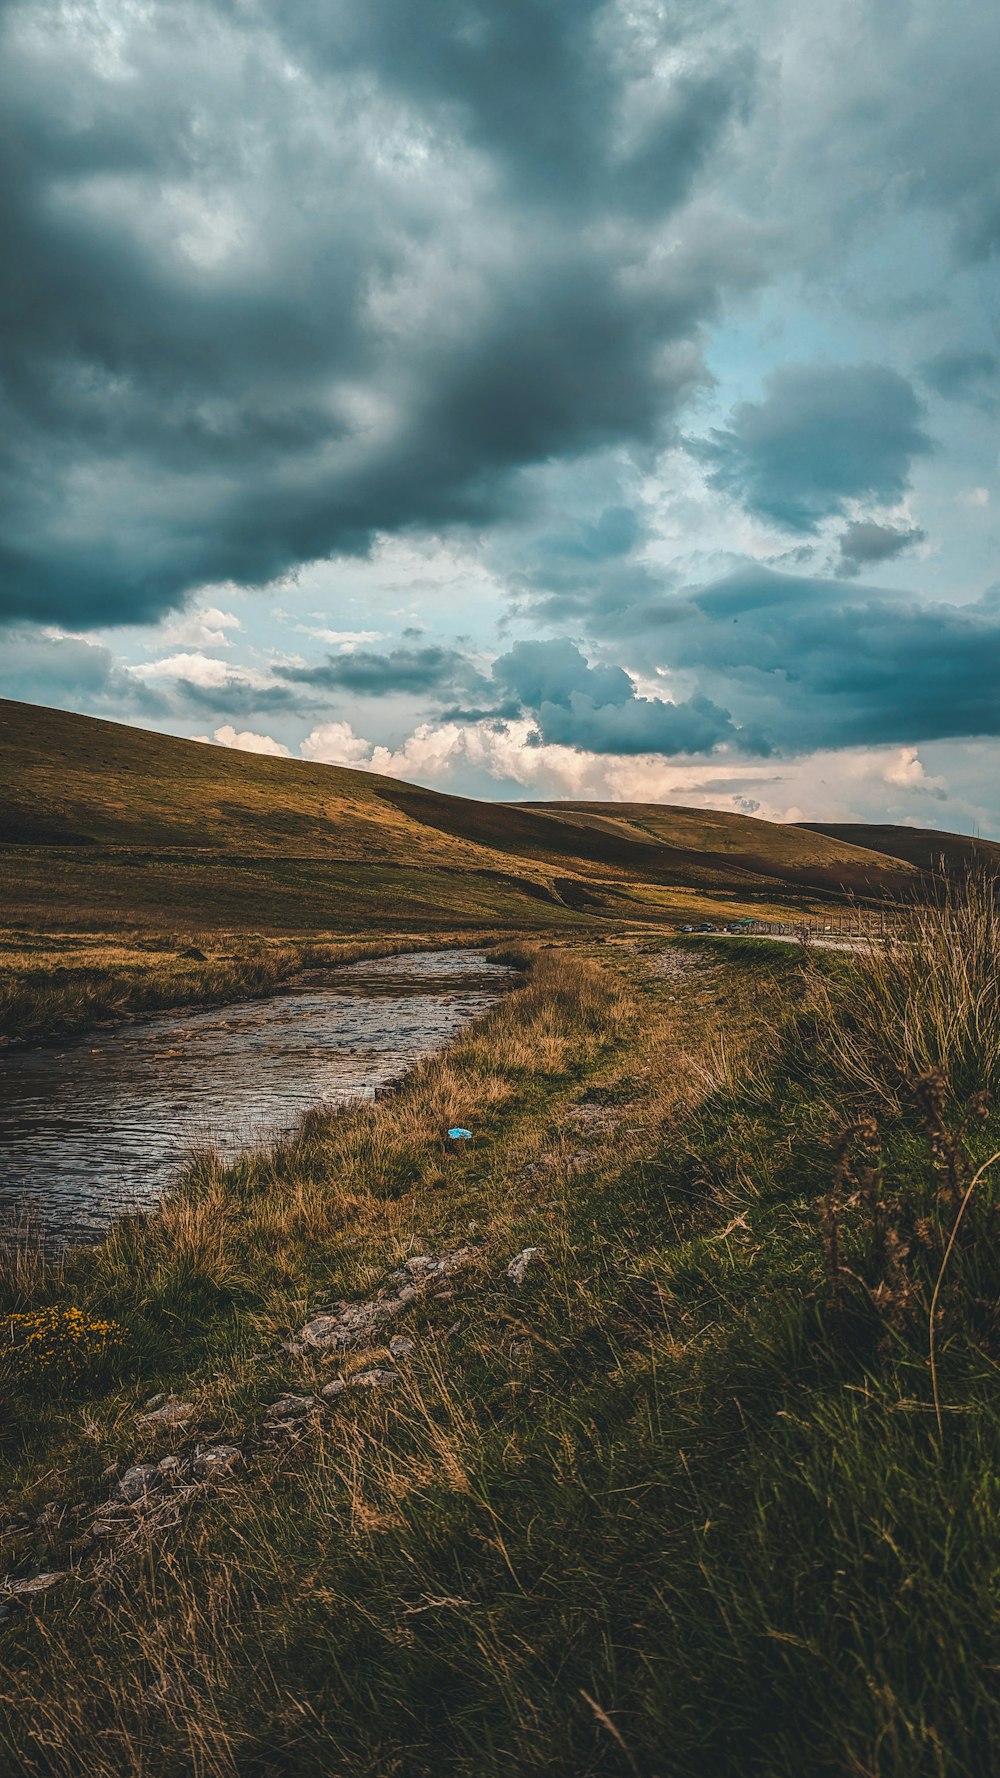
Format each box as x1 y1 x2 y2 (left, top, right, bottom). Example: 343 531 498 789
529 800 920 895
2 917 999 1774
1 699 919 940
0 696 967 1044
800 820 1000 877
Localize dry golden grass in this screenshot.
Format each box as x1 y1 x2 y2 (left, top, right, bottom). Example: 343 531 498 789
0 939 798 1778
6 931 998 1775
815 871 1000 1110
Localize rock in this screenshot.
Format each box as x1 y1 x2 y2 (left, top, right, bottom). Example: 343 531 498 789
157 1455 183 1475
506 1247 543 1288
322 1369 395 1396
143 1393 166 1411
118 1464 161 1503
192 1444 241 1478
265 1394 315 1421
1 1571 67 1599
286 1248 474 1355
388 1335 414 1359
136 1401 195 1431
180 946 207 961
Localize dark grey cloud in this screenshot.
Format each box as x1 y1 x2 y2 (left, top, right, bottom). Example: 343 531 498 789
0 0 755 628
491 637 742 755
672 567 1000 751
279 645 487 698
163 678 304 719
922 349 1000 414
510 562 1000 757
0 630 166 717
837 521 925 577
693 363 933 532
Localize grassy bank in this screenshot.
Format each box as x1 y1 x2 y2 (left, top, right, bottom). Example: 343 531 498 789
1 918 998 1775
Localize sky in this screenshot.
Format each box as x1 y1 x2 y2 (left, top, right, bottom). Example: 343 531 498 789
2 0 999 831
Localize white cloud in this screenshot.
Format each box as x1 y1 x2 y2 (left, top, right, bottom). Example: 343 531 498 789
297 714 958 826
208 725 292 758
160 606 242 648
883 746 931 789
132 652 272 689
299 720 373 766
297 628 386 650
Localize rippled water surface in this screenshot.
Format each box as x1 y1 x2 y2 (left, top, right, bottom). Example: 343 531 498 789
0 949 514 1243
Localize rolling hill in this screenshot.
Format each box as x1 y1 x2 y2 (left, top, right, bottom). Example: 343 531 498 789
0 698 935 937
799 822 1000 877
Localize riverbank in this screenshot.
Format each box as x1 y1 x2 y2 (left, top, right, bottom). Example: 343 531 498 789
0 929 518 1049
1 927 999 1775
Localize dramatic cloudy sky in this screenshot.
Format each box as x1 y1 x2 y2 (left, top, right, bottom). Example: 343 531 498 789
3 0 999 828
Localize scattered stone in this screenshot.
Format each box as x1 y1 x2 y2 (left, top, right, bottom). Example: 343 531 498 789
143 1393 166 1411
2 1571 67 1598
180 946 207 961
157 1455 183 1475
36 1503 60 1529
286 1248 474 1355
192 1444 241 1478
506 1247 543 1288
136 1400 195 1431
388 1335 415 1359
322 1369 395 1397
265 1394 315 1421
118 1464 161 1504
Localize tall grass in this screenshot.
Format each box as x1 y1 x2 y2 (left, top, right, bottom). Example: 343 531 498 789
817 872 1000 1110
3 933 999 1774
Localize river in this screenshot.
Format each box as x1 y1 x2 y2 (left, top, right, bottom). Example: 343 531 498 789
0 948 515 1244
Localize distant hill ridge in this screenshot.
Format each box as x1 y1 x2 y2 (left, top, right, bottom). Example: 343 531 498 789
1 697 984 934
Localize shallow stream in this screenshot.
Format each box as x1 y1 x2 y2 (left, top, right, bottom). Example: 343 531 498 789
0 948 514 1244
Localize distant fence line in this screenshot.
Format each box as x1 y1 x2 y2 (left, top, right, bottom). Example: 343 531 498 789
726 915 892 938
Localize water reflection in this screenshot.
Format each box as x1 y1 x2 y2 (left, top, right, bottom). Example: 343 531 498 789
0 949 513 1243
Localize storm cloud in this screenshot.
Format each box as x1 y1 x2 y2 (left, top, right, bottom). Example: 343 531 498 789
694 364 933 533
491 638 742 756
279 645 487 698
667 568 1000 753
0 0 756 627
837 522 926 577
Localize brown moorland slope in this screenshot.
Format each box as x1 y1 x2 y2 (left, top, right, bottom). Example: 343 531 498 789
799 821 1000 878
525 799 920 896
0 698 926 938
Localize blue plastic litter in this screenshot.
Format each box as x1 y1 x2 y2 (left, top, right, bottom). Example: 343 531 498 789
447 1127 473 1141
